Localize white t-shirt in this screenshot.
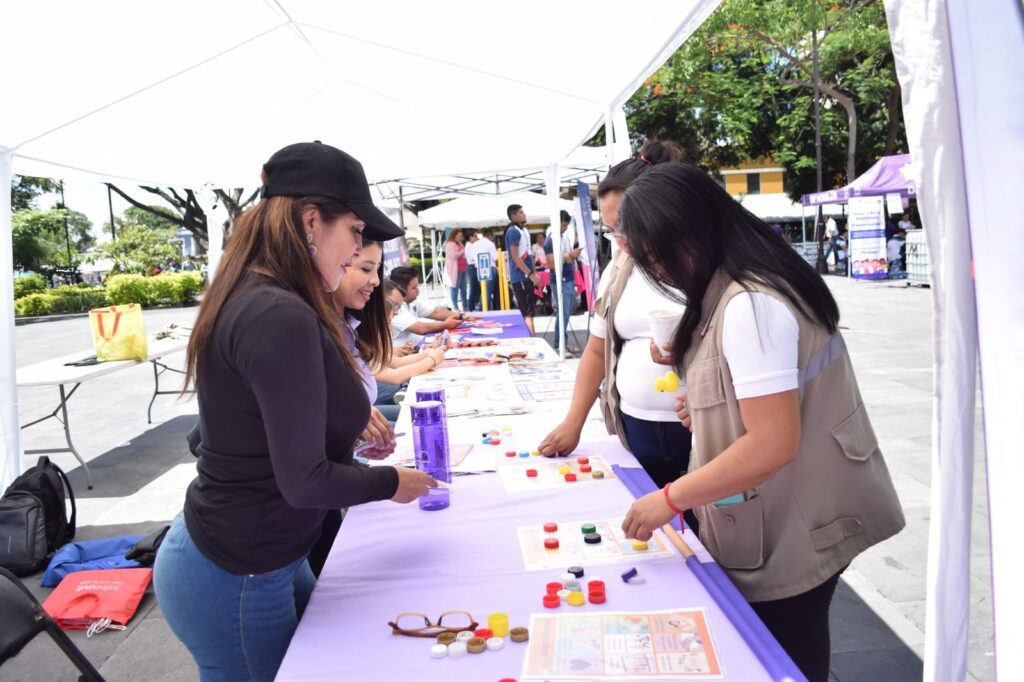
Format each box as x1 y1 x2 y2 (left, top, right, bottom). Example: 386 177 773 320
474 236 498 280
464 239 479 268
722 293 799 399
391 298 437 347
826 217 838 239
591 266 686 421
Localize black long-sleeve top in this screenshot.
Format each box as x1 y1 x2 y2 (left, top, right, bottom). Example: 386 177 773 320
183 275 399 574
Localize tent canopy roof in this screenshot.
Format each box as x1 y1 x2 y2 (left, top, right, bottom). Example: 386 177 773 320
801 154 916 206
417 190 576 229
1 1 719 189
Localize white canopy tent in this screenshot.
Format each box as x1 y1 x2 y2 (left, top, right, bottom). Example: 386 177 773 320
418 190 576 229
0 0 725 489
1 2 1019 679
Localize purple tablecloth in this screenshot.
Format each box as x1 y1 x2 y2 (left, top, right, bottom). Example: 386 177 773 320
277 440 776 681
446 309 532 341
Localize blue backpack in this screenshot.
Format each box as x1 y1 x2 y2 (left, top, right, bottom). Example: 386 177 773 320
41 535 143 587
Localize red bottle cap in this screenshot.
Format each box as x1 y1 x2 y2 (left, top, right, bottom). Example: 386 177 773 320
505 450 517 457
526 469 538 477
490 438 501 445
564 473 577 482
588 590 606 604
579 465 592 473
544 538 559 549
576 456 589 465
474 628 493 639
587 580 605 592
543 594 561 608
543 522 558 533
546 581 563 594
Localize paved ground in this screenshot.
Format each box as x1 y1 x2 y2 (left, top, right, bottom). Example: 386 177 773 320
2 279 994 681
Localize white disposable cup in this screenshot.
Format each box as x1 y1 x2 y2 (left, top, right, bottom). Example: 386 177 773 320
649 310 683 357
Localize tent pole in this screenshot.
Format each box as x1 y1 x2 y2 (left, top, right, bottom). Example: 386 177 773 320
0 149 23 488
546 165 564 357
604 108 617 167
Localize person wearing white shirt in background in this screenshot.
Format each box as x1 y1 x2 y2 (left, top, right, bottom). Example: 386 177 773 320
387 265 463 347
823 215 840 266
538 140 694 502
474 228 500 310
464 230 481 311
898 212 916 231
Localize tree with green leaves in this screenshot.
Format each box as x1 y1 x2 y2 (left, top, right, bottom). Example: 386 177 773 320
97 221 180 275
11 208 94 272
626 0 905 199
10 175 59 212
106 185 258 249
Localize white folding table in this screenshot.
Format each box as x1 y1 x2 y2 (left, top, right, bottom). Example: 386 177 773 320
16 332 192 488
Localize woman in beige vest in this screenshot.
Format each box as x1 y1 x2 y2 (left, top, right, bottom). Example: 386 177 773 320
618 163 905 682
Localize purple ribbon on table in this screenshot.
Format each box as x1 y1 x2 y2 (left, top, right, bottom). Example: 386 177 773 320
613 464 807 682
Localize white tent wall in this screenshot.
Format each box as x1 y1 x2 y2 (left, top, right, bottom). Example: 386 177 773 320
886 1 1023 680
1 151 19 488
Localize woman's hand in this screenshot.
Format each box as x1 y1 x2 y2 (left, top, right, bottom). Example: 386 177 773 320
358 440 396 460
390 467 437 503
538 420 582 457
622 489 677 541
675 391 692 431
649 339 676 366
425 347 446 369
361 407 395 447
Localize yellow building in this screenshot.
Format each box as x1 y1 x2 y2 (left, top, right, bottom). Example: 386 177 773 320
720 159 785 197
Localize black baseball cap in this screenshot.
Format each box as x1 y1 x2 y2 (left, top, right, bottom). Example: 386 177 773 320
261 141 404 241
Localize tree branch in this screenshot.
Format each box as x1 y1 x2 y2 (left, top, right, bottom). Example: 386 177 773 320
108 184 186 229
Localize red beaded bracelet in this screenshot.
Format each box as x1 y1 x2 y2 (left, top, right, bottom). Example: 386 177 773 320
663 483 685 515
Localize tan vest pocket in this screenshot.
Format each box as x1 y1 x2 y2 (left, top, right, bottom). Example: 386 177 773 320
830 402 880 461
687 356 727 409
704 495 765 570
809 516 864 550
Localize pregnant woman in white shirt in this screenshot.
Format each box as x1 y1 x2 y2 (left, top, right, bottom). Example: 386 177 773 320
538 141 694 501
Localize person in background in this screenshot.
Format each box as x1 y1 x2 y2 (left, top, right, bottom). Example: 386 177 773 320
538 140 694 499
154 141 436 681
899 212 916 231
619 162 904 682
475 228 500 311
834 227 849 276
443 228 468 312
545 209 581 355
823 214 839 267
464 229 481 311
532 231 548 269
388 265 463 347
505 204 541 334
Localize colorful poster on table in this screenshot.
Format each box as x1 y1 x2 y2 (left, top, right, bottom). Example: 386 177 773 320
575 180 599 312
522 610 724 680
847 196 888 279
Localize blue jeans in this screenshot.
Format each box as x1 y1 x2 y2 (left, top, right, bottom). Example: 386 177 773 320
154 514 316 682
375 380 404 407
551 277 576 349
466 265 480 311
449 271 468 311
619 412 693 488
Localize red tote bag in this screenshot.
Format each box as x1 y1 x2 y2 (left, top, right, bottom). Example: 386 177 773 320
42 568 152 631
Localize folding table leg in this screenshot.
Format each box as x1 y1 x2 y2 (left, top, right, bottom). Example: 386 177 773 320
23 383 93 489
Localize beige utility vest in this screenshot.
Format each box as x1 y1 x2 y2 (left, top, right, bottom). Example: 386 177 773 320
593 248 633 452
683 271 905 602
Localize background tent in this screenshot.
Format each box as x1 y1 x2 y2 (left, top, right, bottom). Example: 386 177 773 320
801 154 916 206
418 191 577 229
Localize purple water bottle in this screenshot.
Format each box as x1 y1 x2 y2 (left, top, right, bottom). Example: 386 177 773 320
410 401 451 511
415 387 449 451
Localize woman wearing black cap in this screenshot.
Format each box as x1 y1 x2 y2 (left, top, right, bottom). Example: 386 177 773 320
153 142 436 681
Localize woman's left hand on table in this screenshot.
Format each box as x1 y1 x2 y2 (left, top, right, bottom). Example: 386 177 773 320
622 490 677 541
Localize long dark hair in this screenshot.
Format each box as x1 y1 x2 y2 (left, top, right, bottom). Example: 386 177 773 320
348 239 392 371
184 194 356 391
598 139 683 198
619 163 839 362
